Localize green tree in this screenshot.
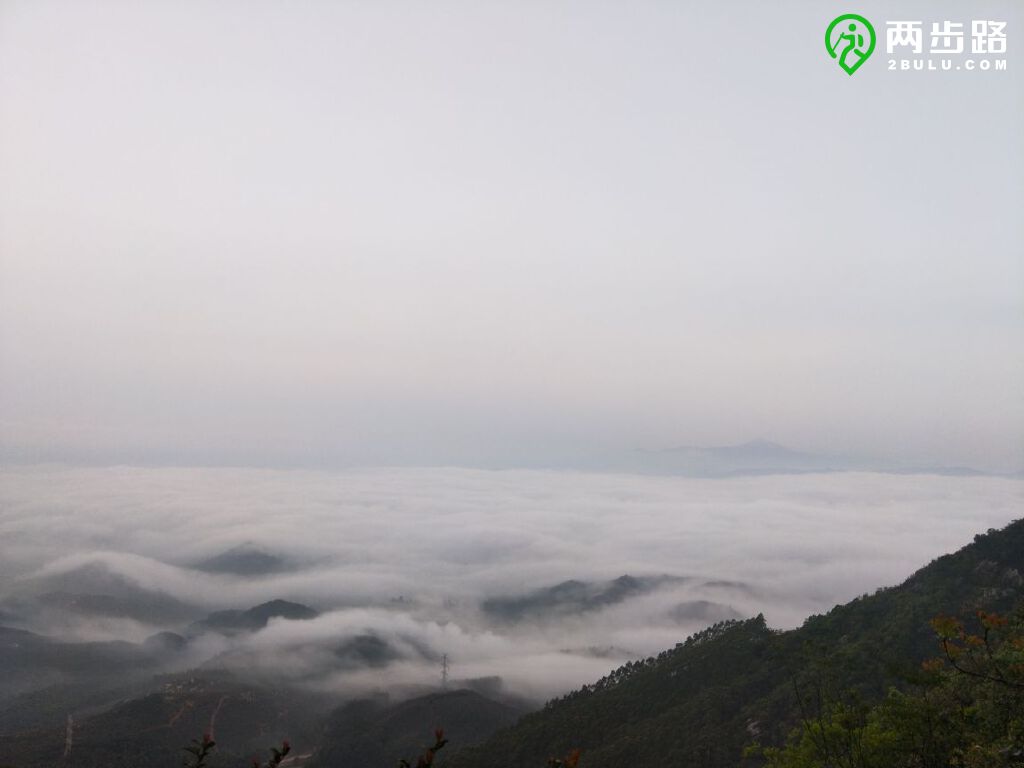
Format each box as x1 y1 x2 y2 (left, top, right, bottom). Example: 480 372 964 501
751 610 1024 768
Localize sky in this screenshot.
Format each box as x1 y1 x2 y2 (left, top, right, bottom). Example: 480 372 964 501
1 0 1022 471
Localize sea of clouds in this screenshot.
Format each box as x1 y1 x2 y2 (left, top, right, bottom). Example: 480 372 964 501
0 465 1020 701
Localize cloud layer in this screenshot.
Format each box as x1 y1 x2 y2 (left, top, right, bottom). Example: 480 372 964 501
0 465 1019 700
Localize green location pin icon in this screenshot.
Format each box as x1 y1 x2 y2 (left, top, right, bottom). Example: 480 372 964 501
825 14 876 75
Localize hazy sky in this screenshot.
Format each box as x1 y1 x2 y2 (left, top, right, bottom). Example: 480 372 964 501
1 0 1022 470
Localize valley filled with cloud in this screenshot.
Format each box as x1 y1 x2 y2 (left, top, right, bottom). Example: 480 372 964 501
1 465 1018 704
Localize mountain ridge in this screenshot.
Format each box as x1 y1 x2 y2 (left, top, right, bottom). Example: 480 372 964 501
586 439 1006 477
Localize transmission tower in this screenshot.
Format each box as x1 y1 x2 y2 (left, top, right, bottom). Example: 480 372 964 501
441 653 449 690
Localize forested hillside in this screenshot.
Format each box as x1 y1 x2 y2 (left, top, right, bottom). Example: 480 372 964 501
449 521 1024 768
308 690 524 767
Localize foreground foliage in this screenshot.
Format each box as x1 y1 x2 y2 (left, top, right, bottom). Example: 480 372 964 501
182 733 290 768
182 729 581 768
750 609 1024 767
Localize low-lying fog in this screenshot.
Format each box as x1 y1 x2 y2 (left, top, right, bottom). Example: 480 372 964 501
0 465 1019 702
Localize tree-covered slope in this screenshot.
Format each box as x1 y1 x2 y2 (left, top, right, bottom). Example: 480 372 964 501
450 521 1024 768
0 672 331 768
309 689 525 767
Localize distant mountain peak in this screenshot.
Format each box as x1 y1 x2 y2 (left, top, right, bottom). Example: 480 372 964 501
482 574 686 622
661 439 805 456
734 438 790 451
188 599 319 636
193 544 289 576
